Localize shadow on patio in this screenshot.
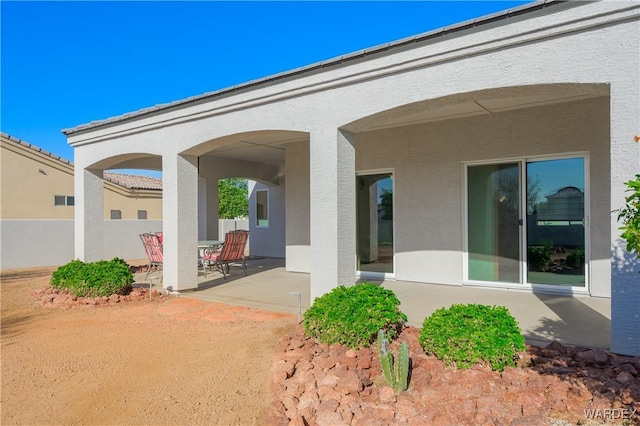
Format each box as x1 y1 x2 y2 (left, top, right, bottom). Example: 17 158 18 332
135 257 611 350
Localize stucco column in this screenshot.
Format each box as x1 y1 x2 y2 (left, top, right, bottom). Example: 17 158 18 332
309 128 356 301
610 80 640 356
74 167 104 262
162 153 199 291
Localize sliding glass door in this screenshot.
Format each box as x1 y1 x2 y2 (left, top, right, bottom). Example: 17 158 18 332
526 158 585 286
467 163 521 283
467 157 586 289
357 173 394 275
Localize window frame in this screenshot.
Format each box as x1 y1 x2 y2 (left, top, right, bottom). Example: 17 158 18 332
462 152 590 295
255 189 269 228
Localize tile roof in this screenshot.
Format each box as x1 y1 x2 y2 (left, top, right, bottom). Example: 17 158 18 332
103 172 163 191
1 132 162 191
61 0 562 135
1 132 72 166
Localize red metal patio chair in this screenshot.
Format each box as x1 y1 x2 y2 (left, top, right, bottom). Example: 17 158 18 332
201 230 249 279
139 232 163 282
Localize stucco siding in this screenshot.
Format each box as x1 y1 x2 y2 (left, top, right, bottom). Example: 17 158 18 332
1 138 75 219
1 136 163 221
285 142 310 273
0 219 162 269
103 184 163 220
249 180 286 258
356 97 611 295
64 1 639 353
66 3 637 158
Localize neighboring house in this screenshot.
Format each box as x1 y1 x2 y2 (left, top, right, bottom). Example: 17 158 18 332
63 2 640 355
0 132 162 220
0 132 163 268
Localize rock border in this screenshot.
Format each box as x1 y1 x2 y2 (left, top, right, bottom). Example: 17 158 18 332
31 285 169 309
270 326 640 425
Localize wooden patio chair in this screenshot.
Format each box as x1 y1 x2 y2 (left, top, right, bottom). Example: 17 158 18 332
201 230 249 279
139 232 163 282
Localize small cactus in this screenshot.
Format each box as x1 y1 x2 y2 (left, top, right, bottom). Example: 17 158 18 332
377 329 410 392
395 341 410 392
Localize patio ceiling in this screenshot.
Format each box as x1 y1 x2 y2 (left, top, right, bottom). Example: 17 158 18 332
351 92 606 133
202 133 306 166
192 85 610 167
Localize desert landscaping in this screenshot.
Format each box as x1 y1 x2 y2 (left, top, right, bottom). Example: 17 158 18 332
1 266 296 425
2 266 640 425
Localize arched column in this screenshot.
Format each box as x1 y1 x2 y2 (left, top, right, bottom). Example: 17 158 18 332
162 153 199 291
610 77 640 356
74 166 104 262
309 127 356 300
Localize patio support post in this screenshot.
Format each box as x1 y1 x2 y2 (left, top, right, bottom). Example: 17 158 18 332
162 153 199 291
74 167 104 262
610 80 640 356
309 127 356 300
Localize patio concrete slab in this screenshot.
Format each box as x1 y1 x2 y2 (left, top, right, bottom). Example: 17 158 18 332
135 257 611 350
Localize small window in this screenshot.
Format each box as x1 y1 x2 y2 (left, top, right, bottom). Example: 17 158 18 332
110 210 122 220
256 189 269 227
66 196 75 206
137 210 147 220
54 195 65 206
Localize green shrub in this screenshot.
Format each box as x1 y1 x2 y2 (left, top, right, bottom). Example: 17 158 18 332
616 174 640 269
419 304 525 371
51 258 134 297
303 283 407 349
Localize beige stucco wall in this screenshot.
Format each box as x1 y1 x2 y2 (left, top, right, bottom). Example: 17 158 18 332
1 136 76 219
102 183 162 220
0 136 162 220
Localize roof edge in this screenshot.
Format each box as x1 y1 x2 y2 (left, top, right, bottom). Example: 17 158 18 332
62 0 566 136
1 132 162 191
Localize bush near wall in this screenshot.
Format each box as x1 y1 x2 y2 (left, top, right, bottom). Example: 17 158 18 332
303 283 407 349
419 304 525 371
51 258 134 298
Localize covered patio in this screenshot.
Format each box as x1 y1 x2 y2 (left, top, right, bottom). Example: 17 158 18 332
136 257 611 350
66 1 639 355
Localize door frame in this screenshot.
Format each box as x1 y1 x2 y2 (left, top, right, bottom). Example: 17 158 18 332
463 152 590 295
356 168 396 281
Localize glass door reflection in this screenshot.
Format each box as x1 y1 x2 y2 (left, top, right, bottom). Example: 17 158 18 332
526 158 586 286
357 173 394 275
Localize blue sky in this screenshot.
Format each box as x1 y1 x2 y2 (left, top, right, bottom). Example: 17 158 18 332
2 1 529 173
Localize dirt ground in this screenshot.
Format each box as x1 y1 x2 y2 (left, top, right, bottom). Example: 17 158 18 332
1 267 297 425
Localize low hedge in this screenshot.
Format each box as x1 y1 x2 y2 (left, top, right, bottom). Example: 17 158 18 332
303 283 407 349
51 258 134 298
419 304 525 371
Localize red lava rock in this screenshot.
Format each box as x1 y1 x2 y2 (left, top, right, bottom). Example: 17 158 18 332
345 349 357 358
315 410 345 426
576 348 609 364
31 285 166 310
378 386 395 403
618 363 639 375
334 370 362 395
316 373 339 388
272 327 640 424
617 371 634 385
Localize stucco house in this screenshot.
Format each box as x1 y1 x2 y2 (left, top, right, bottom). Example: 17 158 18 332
63 1 639 355
1 132 163 220
0 132 163 268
